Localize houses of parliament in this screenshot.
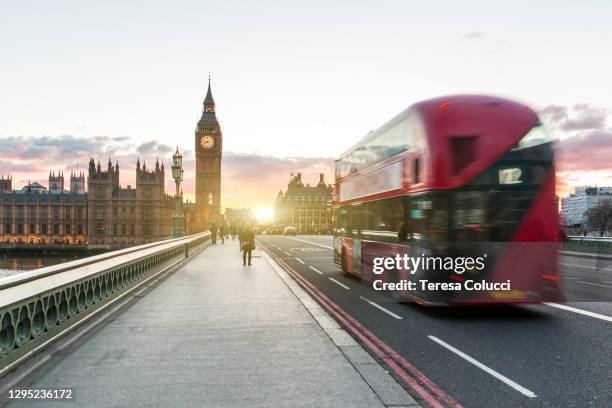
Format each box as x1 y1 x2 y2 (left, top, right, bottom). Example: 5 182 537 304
0 81 223 249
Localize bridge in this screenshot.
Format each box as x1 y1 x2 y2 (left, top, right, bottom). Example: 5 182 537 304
0 235 418 407
0 235 611 407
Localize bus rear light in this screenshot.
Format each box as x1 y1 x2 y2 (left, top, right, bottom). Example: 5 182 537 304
438 101 451 110
541 274 560 282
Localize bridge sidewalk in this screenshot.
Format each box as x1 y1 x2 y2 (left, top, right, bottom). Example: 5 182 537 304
3 239 418 408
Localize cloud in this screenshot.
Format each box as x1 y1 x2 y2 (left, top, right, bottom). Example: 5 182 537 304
0 160 44 173
463 32 484 40
557 129 612 173
112 136 130 142
540 105 567 123
0 135 124 162
136 140 173 156
539 103 608 132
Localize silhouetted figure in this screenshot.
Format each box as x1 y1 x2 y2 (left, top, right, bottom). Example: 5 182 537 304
210 224 217 244
240 223 255 266
219 224 226 244
397 221 408 242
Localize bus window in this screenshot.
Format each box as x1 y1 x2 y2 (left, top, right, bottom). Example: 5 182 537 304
451 191 486 242
336 207 349 236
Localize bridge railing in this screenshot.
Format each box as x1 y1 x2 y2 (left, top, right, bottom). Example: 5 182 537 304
0 232 210 377
561 236 612 254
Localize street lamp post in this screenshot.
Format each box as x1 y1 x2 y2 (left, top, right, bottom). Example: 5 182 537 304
171 147 185 237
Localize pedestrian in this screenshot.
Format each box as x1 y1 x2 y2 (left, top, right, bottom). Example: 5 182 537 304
397 221 408 242
210 223 217 244
219 224 226 244
240 223 255 266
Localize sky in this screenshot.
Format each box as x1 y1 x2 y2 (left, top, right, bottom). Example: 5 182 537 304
1 0 611 212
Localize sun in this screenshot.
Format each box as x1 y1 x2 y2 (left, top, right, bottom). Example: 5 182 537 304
254 207 274 223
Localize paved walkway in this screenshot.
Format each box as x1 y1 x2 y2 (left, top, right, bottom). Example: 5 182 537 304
4 240 417 407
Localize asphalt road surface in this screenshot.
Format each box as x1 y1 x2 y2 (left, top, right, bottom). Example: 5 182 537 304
257 235 612 408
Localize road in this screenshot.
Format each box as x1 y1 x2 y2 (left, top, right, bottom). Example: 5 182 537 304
257 235 612 408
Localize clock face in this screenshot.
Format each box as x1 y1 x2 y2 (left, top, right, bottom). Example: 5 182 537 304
200 135 214 149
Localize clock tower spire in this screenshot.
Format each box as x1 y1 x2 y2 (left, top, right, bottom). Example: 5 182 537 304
195 76 222 229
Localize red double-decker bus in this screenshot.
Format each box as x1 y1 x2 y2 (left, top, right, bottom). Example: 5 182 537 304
333 95 561 305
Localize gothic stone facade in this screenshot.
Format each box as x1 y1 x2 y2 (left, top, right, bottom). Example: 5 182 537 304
87 158 173 248
274 173 333 234
0 159 173 248
1 173 88 245
193 79 222 230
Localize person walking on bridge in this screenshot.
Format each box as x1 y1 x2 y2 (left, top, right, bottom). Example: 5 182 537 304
210 224 217 244
219 223 226 244
240 223 255 266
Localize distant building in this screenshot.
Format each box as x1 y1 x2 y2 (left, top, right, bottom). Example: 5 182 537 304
86 157 173 248
561 186 612 226
274 173 333 234
20 181 47 194
70 171 86 194
0 157 174 248
1 172 88 245
0 175 12 192
48 171 64 193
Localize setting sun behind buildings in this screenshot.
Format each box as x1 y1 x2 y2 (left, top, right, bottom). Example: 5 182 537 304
254 207 274 223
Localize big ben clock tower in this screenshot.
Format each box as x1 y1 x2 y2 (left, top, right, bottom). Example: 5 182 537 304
195 77 222 228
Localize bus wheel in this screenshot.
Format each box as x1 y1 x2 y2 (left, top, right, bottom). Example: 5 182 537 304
341 248 350 276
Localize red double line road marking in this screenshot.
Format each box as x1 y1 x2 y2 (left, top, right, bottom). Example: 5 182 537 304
262 243 461 408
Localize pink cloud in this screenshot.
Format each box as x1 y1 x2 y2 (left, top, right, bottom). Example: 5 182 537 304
556 130 612 173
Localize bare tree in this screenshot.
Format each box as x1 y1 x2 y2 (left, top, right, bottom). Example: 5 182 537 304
585 201 612 237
